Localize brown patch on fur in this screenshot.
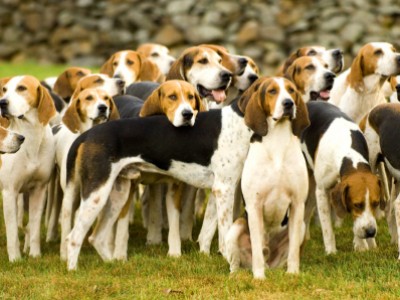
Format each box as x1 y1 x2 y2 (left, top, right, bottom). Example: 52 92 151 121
347 44 379 93
140 80 205 124
201 44 244 75
358 113 368 132
277 46 322 75
53 67 91 100
0 77 11 97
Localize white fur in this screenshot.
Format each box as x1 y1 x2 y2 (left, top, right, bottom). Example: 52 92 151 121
113 51 138 86
146 45 175 76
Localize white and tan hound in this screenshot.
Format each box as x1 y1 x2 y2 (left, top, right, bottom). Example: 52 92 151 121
329 42 400 123
53 67 92 103
100 50 161 86
0 75 56 261
226 77 310 278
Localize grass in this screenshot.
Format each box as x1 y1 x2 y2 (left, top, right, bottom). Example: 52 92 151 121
1 62 400 299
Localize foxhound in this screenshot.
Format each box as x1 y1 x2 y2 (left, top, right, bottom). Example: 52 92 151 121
167 46 232 105
329 42 400 123
46 88 120 243
0 75 56 261
100 50 161 86
285 56 335 102
63 77 276 270
72 74 125 99
225 77 310 278
301 101 383 254
277 45 344 75
137 43 176 77
53 67 92 103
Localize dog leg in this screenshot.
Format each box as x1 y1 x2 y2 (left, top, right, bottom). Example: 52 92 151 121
60 183 79 260
28 184 47 257
46 172 63 242
166 182 182 257
146 184 163 245
393 189 400 259
387 179 399 244
287 201 305 274
366 238 377 249
316 187 337 254
17 193 25 229
89 177 130 261
246 202 266 279
180 184 197 241
140 185 150 228
353 236 368 251
198 194 218 254
3 190 21 261
114 192 134 261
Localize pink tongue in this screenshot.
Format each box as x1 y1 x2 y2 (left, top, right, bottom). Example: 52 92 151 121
319 90 330 99
211 89 226 103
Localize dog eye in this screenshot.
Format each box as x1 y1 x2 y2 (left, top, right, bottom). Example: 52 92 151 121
17 85 27 92
198 58 208 64
308 50 317 56
151 52 159 57
126 59 134 65
268 89 277 95
218 59 222 64
94 78 103 84
113 62 118 66
305 64 315 71
288 87 295 93
188 94 194 99
2 87 6 93
354 203 364 210
76 71 85 76
169 95 177 100
371 201 379 208
86 95 94 101
374 49 383 56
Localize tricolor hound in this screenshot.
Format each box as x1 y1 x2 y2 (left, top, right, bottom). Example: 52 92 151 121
301 101 383 254
226 77 310 278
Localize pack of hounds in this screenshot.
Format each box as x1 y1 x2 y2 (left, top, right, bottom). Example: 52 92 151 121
1 41 400 279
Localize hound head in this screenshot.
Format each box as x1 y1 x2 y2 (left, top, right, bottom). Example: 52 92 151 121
240 77 310 137
137 43 176 76
0 75 56 125
233 56 260 93
62 88 119 133
100 50 161 86
349 42 400 92
167 46 233 104
53 67 92 101
281 45 344 75
72 74 125 100
331 166 383 239
0 126 24 154
285 56 336 102
140 80 206 127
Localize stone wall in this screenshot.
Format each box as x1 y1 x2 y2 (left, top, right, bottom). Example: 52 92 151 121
1 0 400 73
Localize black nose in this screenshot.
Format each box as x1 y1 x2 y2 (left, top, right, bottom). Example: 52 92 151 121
332 49 343 58
283 99 294 109
396 56 400 66
98 104 108 113
324 72 336 83
248 74 258 84
365 227 376 238
182 110 193 121
396 84 400 92
220 71 232 83
0 99 8 108
238 57 248 68
116 79 125 88
17 134 25 143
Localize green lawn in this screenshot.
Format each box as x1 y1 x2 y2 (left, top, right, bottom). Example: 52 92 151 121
1 63 400 299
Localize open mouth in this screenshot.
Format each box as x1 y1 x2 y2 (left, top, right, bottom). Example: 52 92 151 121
310 85 333 101
197 84 228 103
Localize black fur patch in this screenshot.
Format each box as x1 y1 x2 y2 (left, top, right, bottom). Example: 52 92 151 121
52 124 62 135
113 95 144 119
350 130 369 161
126 81 160 100
250 134 262 143
301 101 353 162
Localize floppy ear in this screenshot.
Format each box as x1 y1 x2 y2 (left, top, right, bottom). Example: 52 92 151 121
139 88 163 117
100 54 115 77
244 82 269 136
349 52 364 93
195 92 207 112
0 117 10 128
53 70 73 99
62 98 81 133
166 58 185 81
37 84 56 125
292 91 310 137
330 182 350 218
238 76 269 113
108 98 120 121
282 50 300 74
138 55 162 82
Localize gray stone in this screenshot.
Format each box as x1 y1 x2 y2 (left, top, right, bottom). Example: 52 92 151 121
0 45 19 57
213 1 240 15
319 15 348 32
340 23 364 43
58 11 75 26
235 20 260 46
166 0 195 15
185 25 224 43
154 24 184 46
